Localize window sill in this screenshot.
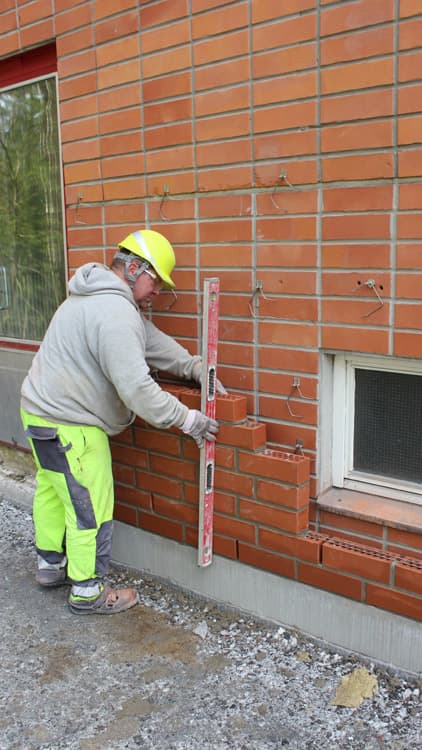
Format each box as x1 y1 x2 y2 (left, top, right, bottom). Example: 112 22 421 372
318 487 422 535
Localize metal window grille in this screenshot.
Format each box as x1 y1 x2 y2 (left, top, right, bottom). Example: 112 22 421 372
353 368 422 484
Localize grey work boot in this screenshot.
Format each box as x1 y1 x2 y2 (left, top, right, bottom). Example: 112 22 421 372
68 585 139 615
36 567 68 588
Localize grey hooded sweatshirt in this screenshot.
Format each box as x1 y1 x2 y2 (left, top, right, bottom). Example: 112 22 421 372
21 263 200 435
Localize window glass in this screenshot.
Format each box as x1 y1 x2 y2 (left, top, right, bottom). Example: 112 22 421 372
0 75 66 341
353 368 422 483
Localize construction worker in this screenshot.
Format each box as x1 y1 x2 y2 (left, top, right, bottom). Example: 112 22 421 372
20 229 225 615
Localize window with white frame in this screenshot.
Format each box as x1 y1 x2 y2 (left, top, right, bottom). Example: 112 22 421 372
332 354 422 506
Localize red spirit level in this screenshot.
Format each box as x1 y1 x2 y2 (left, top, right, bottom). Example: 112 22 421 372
198 277 220 567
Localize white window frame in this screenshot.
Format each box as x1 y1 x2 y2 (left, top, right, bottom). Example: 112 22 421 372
332 353 422 507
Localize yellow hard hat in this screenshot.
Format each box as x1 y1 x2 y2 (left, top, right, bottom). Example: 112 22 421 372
118 229 176 288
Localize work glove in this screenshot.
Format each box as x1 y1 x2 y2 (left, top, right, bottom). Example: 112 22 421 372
181 409 219 448
190 359 228 396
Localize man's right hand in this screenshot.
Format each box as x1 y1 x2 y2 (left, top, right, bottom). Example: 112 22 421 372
181 409 219 447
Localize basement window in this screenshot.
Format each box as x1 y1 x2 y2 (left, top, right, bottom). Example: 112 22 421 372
332 354 422 507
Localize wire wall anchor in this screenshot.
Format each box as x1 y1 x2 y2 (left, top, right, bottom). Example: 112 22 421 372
162 289 178 310
271 169 297 210
75 192 87 224
294 438 304 455
354 278 384 318
159 184 170 221
248 280 275 317
286 376 313 419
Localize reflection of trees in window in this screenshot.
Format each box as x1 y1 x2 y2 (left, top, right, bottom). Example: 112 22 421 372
0 76 66 341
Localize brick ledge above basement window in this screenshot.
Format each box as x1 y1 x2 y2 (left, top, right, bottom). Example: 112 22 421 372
318 488 422 535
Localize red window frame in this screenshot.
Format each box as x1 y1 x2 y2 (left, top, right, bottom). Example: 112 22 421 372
0 43 57 351
0 43 56 89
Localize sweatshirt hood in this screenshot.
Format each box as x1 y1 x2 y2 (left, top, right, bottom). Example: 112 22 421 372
68 263 137 308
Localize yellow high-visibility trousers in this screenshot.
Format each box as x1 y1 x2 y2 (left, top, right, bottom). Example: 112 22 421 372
21 408 114 587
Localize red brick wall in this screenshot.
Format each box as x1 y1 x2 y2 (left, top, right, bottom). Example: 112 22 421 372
2 0 421 621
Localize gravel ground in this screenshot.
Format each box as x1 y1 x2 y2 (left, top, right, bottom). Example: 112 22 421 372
0 490 421 750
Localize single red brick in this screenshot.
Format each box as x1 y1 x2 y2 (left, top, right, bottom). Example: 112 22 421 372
214 468 254 497
111 444 147 469
143 71 192 101
322 58 394 95
322 153 394 182
321 0 394 37
213 535 238 560
240 500 308 534
216 394 247 422
298 562 363 601
1 31 19 57
139 512 184 543
387 527 422 549
114 503 137 526
197 57 250 91
192 2 248 39
394 560 422 596
322 299 390 326
153 497 198 526
56 27 94 56
64 160 101 185
399 149 422 177
395 332 422 358
0 9 16 34
58 49 97 79
150 454 197 483
399 50 422 82
259 528 324 563
215 445 235 469
218 421 266 450
213 514 255 543
141 0 187 27
136 470 183 500
115 485 152 511
322 243 390 269
323 213 390 240
239 449 310 485
179 388 201 411
322 327 389 355
366 584 422 621
400 0 421 17
214 491 236 516
55 3 92 34
194 29 249 66
321 26 394 65
239 543 296 579
322 539 394 584
319 510 384 539
400 17 422 51
297 532 328 563
259 320 318 348
321 90 393 124
113 464 135 486
134 428 182 457
257 479 310 510
94 0 139 22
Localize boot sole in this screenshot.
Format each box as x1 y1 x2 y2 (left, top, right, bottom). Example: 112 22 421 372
68 593 139 615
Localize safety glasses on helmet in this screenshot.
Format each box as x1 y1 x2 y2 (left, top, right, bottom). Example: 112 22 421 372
143 267 163 290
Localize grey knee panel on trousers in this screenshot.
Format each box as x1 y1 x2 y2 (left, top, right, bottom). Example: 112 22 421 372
24 425 97 530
